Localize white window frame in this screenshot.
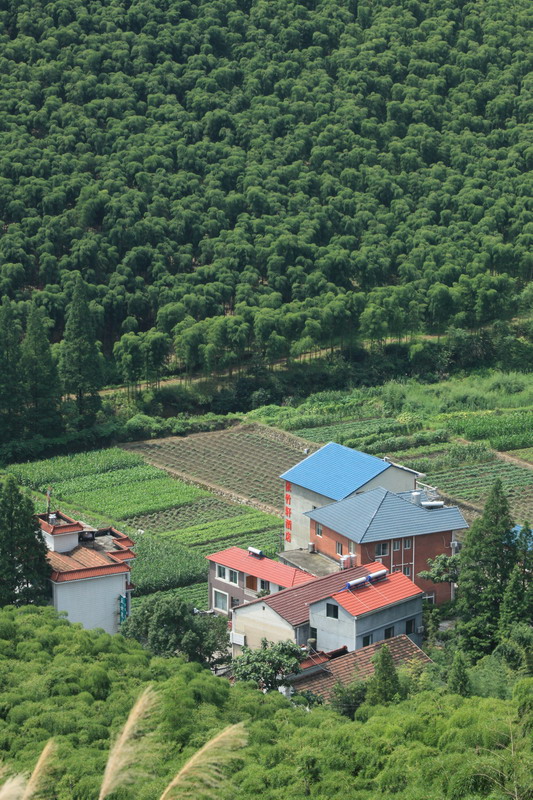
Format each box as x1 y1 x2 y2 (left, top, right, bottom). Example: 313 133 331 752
213 589 228 612
229 569 239 585
393 540 401 551
349 540 355 554
336 541 343 556
362 634 373 647
403 565 411 577
423 592 436 605
260 579 270 593
375 541 389 557
216 564 227 580
315 523 322 537
404 538 412 550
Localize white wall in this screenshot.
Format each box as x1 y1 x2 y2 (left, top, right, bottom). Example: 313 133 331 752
285 485 335 551
52 574 127 634
231 602 295 655
357 466 416 494
309 598 355 651
43 531 80 553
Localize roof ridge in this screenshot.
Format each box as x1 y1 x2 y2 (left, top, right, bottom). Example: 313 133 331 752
359 487 389 542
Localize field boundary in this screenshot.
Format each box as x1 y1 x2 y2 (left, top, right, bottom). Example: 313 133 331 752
122 440 284 517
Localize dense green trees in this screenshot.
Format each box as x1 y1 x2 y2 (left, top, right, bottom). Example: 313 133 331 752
121 594 229 664
233 638 303 690
0 475 50 606
0 0 530 388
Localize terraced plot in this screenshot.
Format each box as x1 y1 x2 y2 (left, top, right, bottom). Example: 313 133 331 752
127 424 317 510
123 497 249 535
426 461 533 521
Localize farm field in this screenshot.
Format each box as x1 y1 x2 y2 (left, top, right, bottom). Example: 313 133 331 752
126 424 318 510
10 447 282 607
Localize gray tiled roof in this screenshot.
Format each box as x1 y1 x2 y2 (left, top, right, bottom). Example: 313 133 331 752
304 487 468 543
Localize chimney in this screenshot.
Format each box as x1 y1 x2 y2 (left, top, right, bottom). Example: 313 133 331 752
411 491 422 505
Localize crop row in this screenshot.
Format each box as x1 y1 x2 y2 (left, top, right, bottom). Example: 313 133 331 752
438 409 533 444
64 478 208 520
160 511 281 546
193 528 282 558
131 533 208 596
122 497 249 535
132 582 209 612
51 465 165 498
293 418 407 444
8 447 143 488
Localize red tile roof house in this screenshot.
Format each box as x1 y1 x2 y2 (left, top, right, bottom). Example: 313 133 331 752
304 488 468 604
230 562 424 656
206 546 312 616
36 511 135 635
280 442 420 551
288 634 432 701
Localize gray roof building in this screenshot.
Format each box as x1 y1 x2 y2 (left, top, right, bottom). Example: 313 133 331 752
304 487 467 543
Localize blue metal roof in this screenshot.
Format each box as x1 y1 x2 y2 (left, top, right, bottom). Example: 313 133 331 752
305 487 468 543
280 442 391 501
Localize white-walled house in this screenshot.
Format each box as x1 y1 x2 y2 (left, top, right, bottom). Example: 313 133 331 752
280 442 420 550
230 562 423 656
37 511 135 635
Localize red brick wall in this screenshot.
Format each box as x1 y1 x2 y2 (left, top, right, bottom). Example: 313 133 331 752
312 521 453 604
310 522 355 561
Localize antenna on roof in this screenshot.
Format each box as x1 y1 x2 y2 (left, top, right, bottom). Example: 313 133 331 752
46 487 52 519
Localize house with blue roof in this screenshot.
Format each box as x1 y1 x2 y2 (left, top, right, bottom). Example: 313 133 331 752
304 487 468 605
280 442 420 551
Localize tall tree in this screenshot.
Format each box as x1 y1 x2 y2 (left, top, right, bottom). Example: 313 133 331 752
456 480 517 659
498 563 530 639
232 639 303 691
0 297 27 443
0 475 50 606
21 302 62 437
365 644 401 704
447 651 471 697
58 275 102 423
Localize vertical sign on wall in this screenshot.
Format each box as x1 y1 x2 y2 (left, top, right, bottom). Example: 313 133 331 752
285 481 292 542
119 594 127 623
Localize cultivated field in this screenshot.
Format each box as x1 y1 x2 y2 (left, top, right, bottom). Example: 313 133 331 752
126 424 319 511
9 447 283 607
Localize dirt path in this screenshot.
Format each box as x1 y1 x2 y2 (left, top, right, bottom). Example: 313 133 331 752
495 450 533 470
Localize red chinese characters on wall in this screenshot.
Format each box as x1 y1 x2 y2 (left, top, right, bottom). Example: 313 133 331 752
285 482 292 541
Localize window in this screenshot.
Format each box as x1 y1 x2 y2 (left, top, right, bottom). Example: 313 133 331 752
336 541 343 556
315 522 322 537
216 565 226 580
231 596 240 608
326 603 339 619
393 540 401 551
260 579 270 593
229 569 238 585
405 619 415 635
349 540 355 554
375 542 389 557
384 626 394 639
423 592 435 605
403 565 411 577
404 538 412 550
213 590 228 612
309 627 317 641
362 634 373 647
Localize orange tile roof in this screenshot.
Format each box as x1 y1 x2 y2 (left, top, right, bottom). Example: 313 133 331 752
240 562 386 626
47 547 130 583
330 572 423 617
108 549 135 562
291 635 432 700
206 546 313 588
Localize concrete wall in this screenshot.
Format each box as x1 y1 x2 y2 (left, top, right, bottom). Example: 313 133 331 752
52 573 127 634
43 530 80 553
309 594 423 652
231 602 296 655
283 481 335 551
309 598 356 651
358 468 416 494
354 596 423 648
